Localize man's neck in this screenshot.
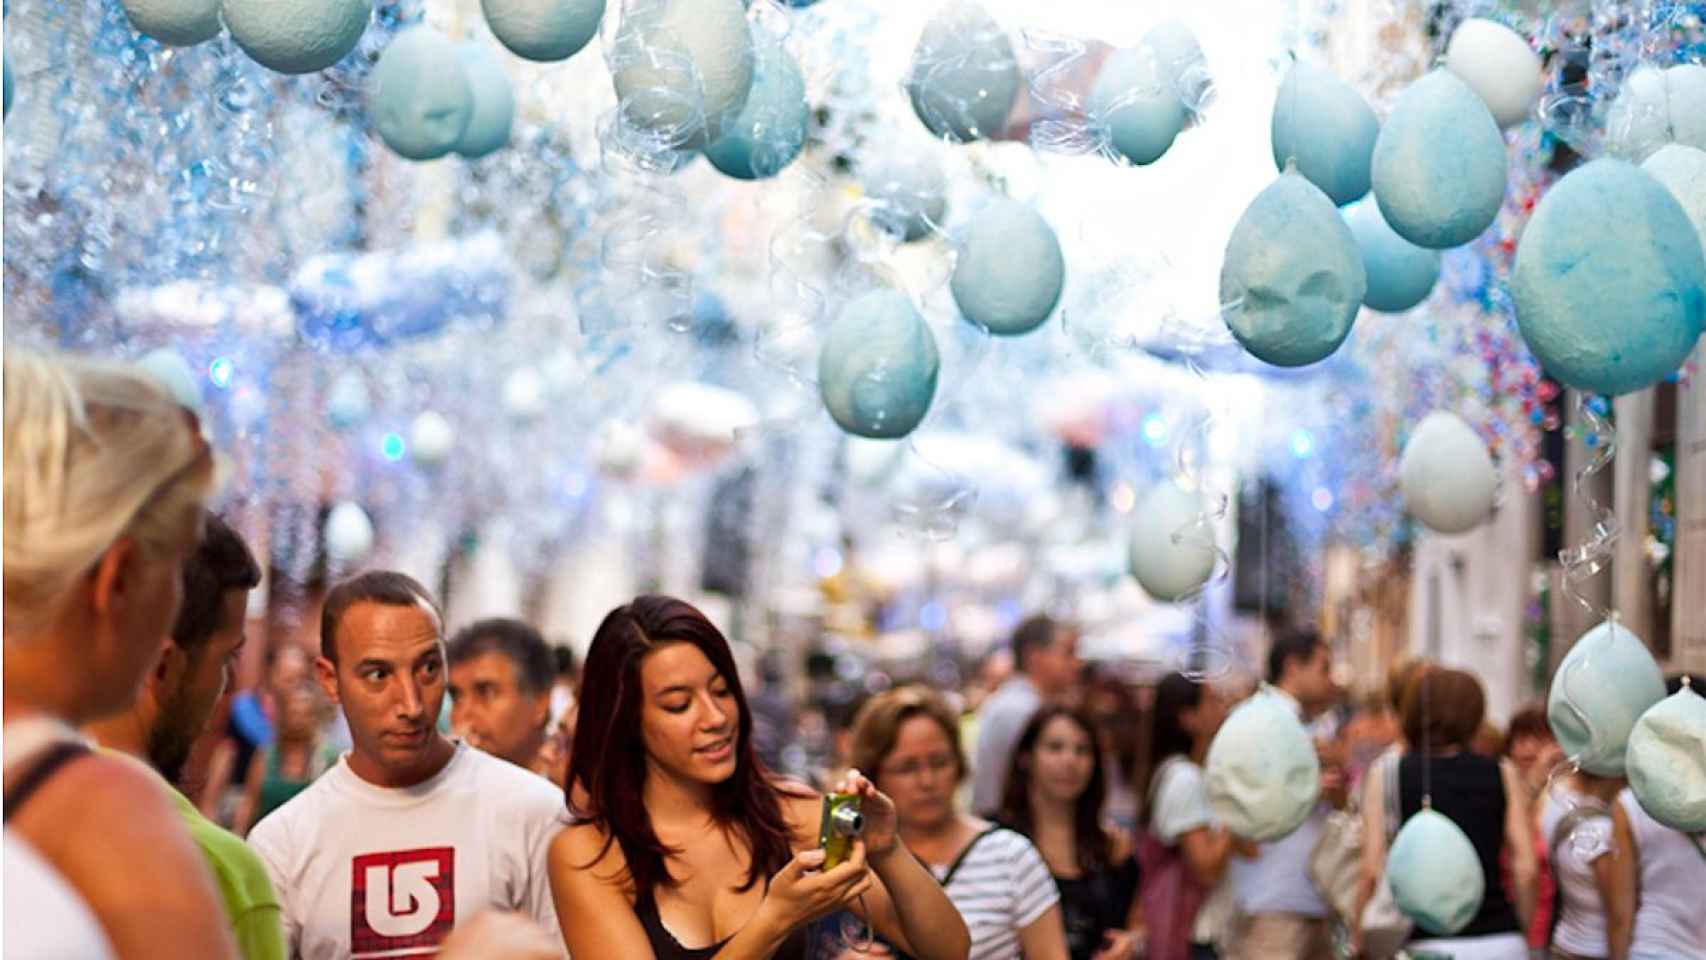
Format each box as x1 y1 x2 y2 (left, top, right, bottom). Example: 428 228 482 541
1274 680 1315 719
347 734 457 789
83 709 153 762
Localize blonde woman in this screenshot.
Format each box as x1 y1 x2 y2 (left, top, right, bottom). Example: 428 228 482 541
3 350 234 958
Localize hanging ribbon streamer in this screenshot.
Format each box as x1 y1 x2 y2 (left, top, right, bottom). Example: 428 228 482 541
1545 391 1621 855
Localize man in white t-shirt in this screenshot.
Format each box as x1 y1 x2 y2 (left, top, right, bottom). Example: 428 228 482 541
971 615 1081 815
248 571 569 960
1228 631 1345 960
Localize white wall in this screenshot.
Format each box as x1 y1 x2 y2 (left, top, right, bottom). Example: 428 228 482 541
1406 462 1540 725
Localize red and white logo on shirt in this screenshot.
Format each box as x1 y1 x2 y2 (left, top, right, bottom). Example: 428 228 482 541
351 847 455 958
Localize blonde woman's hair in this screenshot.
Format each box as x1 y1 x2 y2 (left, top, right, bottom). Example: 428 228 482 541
4 349 218 634
849 685 968 785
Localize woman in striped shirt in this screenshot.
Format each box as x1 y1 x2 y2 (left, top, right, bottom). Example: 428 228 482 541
849 686 1069 960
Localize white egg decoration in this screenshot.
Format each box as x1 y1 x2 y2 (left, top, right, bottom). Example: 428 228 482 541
325 501 376 564
1642 144 1706 248
1444 18 1543 129
410 411 455 467
864 149 949 243
1625 681 1706 832
369 27 474 162
905 0 1019 143
1126 481 1216 603
1608 64 1706 161
121 0 222 46
1204 687 1321 841
136 347 203 410
1220 172 1367 367
1548 619 1668 776
455 42 516 159
503 367 548 421
1347 199 1440 312
1088 44 1188 166
817 290 941 440
610 0 755 149
222 0 371 75
950 198 1065 337
1511 158 1706 397
1398 411 1497 534
704 40 809 180
1387 809 1486 935
326 372 371 430
1271 60 1380 206
1371 69 1508 249
481 0 605 63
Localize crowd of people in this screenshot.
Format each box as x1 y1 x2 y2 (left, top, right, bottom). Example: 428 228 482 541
5 348 1704 960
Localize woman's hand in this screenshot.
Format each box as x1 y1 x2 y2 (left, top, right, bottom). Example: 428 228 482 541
1091 928 1143 960
833 769 898 859
760 845 876 934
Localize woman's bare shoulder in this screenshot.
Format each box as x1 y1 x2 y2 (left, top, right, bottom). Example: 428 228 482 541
550 820 634 895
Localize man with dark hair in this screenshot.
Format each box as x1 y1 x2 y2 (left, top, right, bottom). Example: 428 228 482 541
970 613 1082 815
1229 630 1344 960
248 571 568 960
447 618 554 772
84 512 286 960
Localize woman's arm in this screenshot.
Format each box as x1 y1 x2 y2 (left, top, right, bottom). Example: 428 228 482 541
1014 904 1070 960
1351 762 1389 940
549 822 874 960
13 755 240 960
233 750 265 836
788 783 970 960
1177 825 1236 889
1594 803 1637 960
197 738 236 819
1501 760 1539 931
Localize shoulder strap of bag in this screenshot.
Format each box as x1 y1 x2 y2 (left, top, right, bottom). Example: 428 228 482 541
3 741 91 822
939 827 1002 887
1381 750 1402 843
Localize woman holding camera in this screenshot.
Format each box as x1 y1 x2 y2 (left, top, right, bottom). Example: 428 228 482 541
547 596 969 960
852 686 1070 960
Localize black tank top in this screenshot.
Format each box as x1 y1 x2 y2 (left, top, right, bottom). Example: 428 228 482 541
1055 856 1142 960
635 889 812 960
1396 752 1520 938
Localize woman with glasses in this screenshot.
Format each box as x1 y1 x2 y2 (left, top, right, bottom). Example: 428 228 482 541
3 350 233 958
851 686 1070 960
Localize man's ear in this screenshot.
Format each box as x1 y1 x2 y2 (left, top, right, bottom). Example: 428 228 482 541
151 638 189 696
314 655 341 706
531 691 552 733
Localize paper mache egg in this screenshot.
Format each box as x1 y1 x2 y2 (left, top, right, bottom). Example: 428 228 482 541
610 0 754 149
906 0 1019 142
1271 60 1380 206
1371 69 1508 249
1444 18 1542 129
136 347 203 410
1511 158 1706 397
950 198 1065 337
1347 199 1440 313
222 0 371 75
369 28 474 162
817 290 940 440
1547 619 1667 776
325 501 375 563
1127 481 1217 603
121 0 222 46
1220 172 1367 367
481 0 604 63
1387 808 1486 935
1398 410 1497 535
1204 687 1321 841
1625 680 1706 832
